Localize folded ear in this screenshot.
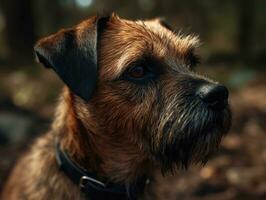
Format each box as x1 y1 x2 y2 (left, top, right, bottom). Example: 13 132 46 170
156 17 174 32
34 16 109 101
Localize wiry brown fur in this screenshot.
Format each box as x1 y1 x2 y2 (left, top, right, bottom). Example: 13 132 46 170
1 14 231 200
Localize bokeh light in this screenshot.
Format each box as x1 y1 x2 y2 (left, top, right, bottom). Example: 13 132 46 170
75 0 93 7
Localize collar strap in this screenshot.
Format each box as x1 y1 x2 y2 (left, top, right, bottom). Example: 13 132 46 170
55 142 149 200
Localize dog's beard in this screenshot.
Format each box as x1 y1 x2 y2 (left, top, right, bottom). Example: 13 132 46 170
148 97 231 173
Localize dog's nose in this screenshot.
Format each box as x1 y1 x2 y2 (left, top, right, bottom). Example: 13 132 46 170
197 84 229 109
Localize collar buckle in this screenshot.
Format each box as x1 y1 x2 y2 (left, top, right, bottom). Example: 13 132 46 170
79 175 106 189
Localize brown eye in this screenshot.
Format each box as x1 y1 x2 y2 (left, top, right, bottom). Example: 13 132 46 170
128 66 145 78
123 63 156 84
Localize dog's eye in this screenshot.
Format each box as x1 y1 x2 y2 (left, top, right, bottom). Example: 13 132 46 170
123 65 156 84
128 66 146 78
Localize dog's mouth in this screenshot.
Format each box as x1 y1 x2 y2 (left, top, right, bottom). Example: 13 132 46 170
149 100 232 172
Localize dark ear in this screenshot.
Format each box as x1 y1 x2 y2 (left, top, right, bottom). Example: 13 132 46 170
34 16 109 101
157 17 174 32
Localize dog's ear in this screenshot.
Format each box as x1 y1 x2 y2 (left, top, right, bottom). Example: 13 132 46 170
156 17 174 32
34 16 109 101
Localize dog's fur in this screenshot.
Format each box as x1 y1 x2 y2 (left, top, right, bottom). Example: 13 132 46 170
1 14 231 199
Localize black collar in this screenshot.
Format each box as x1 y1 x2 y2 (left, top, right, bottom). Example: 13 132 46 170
55 142 149 200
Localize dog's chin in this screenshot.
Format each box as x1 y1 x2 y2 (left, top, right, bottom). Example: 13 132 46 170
154 105 231 173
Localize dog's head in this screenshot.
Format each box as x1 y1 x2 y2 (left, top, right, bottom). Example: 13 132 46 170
35 14 231 173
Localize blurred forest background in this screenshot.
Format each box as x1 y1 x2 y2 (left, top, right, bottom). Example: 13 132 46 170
0 0 265 199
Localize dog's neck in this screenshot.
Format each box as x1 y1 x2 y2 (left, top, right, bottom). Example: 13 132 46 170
52 88 152 184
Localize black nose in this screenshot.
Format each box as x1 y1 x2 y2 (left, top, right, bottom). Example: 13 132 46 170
197 84 229 109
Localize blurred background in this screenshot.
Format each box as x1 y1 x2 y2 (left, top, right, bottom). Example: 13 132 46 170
0 0 265 199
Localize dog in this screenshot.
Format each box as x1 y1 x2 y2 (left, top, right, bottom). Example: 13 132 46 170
1 13 231 200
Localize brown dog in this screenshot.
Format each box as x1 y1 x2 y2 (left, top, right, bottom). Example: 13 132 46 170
1 14 231 200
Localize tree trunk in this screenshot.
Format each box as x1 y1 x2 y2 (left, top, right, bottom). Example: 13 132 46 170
0 0 36 64
238 0 255 65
